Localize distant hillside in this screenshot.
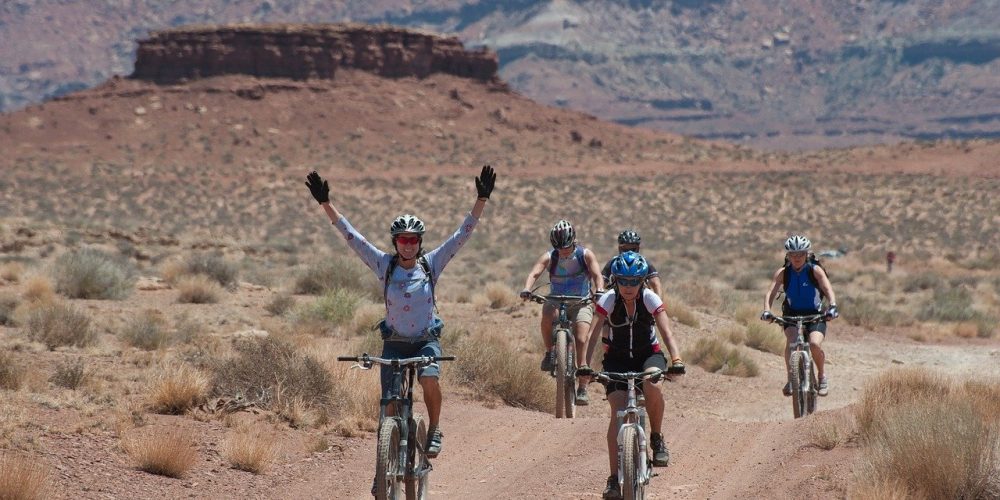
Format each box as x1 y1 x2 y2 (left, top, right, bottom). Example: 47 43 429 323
2 1 999 150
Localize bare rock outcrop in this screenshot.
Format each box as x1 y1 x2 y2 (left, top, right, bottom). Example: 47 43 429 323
130 23 499 83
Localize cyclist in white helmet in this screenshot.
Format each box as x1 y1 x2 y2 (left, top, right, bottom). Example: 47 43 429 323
306 165 496 461
520 219 604 404
760 235 839 397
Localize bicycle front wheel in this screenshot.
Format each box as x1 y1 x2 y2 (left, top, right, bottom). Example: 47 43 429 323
405 414 429 500
376 419 404 500
621 426 644 500
555 329 570 418
789 351 806 419
806 358 818 416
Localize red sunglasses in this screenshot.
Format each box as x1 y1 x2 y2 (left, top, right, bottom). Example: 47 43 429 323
396 235 421 245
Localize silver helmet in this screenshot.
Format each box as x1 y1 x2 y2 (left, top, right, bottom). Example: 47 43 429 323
390 214 426 236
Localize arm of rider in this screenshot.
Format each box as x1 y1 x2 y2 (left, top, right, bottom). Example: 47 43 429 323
521 252 550 299
648 275 664 299
583 315 605 372
813 266 838 319
471 164 496 220
761 267 784 321
584 248 605 293
305 171 344 222
653 308 684 380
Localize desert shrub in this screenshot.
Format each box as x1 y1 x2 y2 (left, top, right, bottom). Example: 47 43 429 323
223 428 275 474
841 295 895 329
148 363 209 415
855 368 953 440
974 315 997 339
265 292 295 316
0 453 49 499
918 286 976 322
120 309 170 350
675 281 720 309
744 322 784 355
667 299 699 328
21 276 54 304
50 358 87 390
175 275 223 304
292 289 364 334
733 303 759 326
350 302 384 336
22 301 95 350
449 330 551 411
901 272 942 292
0 262 23 283
171 252 239 289
733 273 759 291
122 430 197 478
683 337 759 378
329 360 380 435
0 352 24 390
481 281 519 309
212 337 332 410
52 247 136 300
0 293 18 326
293 255 380 300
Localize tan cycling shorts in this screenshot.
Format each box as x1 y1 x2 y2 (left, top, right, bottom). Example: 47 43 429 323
543 302 594 325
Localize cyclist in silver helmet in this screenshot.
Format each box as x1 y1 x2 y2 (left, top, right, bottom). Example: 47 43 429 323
306 165 496 460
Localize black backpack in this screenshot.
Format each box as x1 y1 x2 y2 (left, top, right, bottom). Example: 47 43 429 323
383 254 436 310
783 253 829 300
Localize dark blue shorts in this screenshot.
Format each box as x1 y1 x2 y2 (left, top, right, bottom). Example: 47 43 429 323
379 339 442 398
601 351 667 395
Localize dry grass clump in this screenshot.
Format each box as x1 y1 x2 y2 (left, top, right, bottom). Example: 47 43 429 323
0 453 49 500
223 426 276 474
148 363 209 415
291 289 364 334
212 337 332 411
120 309 170 350
675 281 721 310
809 414 854 451
733 303 759 326
477 281 519 310
0 351 24 390
743 322 785 355
0 292 18 326
21 301 96 350
293 255 380 300
918 286 977 322
683 337 759 378
122 429 197 478
841 295 898 330
449 329 551 411
854 368 1000 499
0 262 24 283
49 357 87 390
667 299 699 328
264 292 295 317
20 276 54 304
175 275 224 304
350 302 384 336
164 252 238 289
328 360 380 436
52 247 136 300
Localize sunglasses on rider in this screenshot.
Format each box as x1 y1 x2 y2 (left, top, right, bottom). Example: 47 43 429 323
616 277 643 287
787 251 807 258
395 235 421 245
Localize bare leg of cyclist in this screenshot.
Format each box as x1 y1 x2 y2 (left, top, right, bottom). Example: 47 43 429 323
606 391 627 474
808 332 825 380
574 320 592 386
418 376 442 428
782 327 798 375
540 305 556 351
642 379 664 435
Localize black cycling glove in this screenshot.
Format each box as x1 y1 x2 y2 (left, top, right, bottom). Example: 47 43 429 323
476 164 496 199
306 171 330 204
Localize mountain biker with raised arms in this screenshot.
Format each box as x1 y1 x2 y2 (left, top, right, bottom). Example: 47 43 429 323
760 235 839 397
519 219 604 404
305 165 496 461
580 251 684 500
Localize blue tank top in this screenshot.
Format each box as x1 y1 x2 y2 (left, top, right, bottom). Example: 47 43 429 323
550 246 590 296
785 263 822 313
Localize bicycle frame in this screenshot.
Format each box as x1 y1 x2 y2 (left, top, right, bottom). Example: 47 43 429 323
596 371 658 494
774 315 824 418
529 293 592 418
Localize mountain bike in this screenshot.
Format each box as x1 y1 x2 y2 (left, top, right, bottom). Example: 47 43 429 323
337 354 455 500
772 314 825 418
527 293 593 418
593 365 684 500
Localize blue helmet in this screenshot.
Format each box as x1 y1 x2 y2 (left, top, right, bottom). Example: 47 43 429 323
610 251 649 279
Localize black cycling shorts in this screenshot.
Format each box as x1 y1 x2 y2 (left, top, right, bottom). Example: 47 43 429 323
601 351 667 395
781 306 828 336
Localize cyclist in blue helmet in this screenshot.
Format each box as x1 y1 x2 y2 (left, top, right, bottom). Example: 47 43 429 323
580 251 684 499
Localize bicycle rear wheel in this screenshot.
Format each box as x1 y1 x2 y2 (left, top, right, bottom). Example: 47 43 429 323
405 414 429 500
621 426 644 500
376 419 404 500
555 329 570 418
789 351 806 419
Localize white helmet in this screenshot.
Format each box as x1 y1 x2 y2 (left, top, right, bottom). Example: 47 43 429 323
784 235 812 252
549 220 576 249
390 214 425 236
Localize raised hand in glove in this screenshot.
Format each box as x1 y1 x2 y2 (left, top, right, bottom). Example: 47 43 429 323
476 164 496 199
305 171 330 204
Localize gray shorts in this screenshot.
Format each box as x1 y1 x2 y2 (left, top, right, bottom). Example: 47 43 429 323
543 302 594 325
379 339 442 398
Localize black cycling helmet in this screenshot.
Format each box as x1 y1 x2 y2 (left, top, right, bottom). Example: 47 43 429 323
617 229 641 246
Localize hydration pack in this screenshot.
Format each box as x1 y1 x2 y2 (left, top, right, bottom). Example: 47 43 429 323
783 253 829 300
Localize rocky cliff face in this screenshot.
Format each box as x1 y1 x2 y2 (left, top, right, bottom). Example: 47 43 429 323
130 24 499 83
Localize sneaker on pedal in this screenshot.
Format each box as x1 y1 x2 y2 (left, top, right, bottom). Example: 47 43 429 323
603 474 623 500
575 386 589 405
651 433 670 467
426 426 443 458
782 382 792 397
540 351 555 372
817 377 829 397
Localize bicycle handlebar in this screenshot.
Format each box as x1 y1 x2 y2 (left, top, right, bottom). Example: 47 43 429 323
336 354 456 366
772 314 825 327
527 293 594 306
